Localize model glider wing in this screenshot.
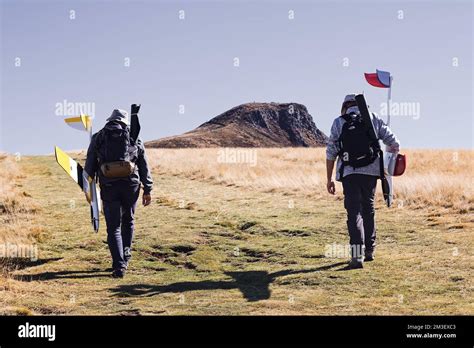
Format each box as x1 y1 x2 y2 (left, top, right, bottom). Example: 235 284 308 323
64 115 92 133
55 146 100 232
355 94 392 207
54 146 84 190
90 183 101 232
354 94 378 141
381 175 393 207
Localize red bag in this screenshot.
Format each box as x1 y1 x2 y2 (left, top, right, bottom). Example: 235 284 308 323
392 153 406 176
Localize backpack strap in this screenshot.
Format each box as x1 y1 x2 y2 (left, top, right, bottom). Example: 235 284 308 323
337 114 353 149
337 114 354 180
94 129 105 165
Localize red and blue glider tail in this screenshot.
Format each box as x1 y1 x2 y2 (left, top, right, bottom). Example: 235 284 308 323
364 69 391 88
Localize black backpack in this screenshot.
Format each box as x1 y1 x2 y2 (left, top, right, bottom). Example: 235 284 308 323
337 112 380 178
96 122 138 175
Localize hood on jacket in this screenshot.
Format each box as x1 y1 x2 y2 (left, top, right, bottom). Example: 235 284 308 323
106 109 129 126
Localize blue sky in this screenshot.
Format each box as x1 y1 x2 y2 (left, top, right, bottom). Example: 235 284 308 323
0 0 472 154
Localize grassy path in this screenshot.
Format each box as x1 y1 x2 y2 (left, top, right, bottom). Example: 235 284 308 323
2 155 472 315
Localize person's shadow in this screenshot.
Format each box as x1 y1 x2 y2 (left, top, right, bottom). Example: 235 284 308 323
110 261 346 302
0 257 62 272
13 269 111 281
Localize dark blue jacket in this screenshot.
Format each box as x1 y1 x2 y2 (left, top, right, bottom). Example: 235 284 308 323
84 128 154 194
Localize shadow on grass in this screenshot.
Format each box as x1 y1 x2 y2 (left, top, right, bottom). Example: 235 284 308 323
110 261 346 302
0 257 63 272
13 269 111 281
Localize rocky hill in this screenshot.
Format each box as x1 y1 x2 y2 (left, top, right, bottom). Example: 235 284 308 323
146 102 328 148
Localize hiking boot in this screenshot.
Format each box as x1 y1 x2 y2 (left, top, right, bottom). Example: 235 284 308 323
112 268 126 278
365 250 375 262
124 247 132 269
348 258 364 269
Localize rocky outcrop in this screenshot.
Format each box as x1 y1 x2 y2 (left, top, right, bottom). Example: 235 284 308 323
146 102 328 148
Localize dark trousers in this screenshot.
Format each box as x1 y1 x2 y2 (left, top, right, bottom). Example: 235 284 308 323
342 174 377 259
100 182 140 270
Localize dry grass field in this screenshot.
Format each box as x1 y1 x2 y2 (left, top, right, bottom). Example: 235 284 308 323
0 148 472 315
0 154 39 245
148 148 473 215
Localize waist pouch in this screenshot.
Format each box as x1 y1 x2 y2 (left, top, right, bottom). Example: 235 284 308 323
100 161 135 178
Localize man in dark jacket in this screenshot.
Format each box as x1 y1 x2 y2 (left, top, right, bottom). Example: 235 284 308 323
85 109 153 278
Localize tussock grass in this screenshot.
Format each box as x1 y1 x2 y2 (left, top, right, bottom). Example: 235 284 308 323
0 154 42 314
0 154 39 245
147 148 473 214
394 150 473 212
148 148 325 190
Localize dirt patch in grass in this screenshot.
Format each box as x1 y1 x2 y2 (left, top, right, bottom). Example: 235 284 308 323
278 229 311 237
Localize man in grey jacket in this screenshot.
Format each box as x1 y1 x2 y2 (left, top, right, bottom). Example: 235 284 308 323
85 109 154 278
326 94 400 269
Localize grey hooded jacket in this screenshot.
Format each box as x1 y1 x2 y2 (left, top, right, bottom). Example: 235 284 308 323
326 110 400 181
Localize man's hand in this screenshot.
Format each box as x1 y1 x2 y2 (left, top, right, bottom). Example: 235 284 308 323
326 159 336 195
142 193 151 206
386 143 400 153
327 181 336 195
131 104 141 115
